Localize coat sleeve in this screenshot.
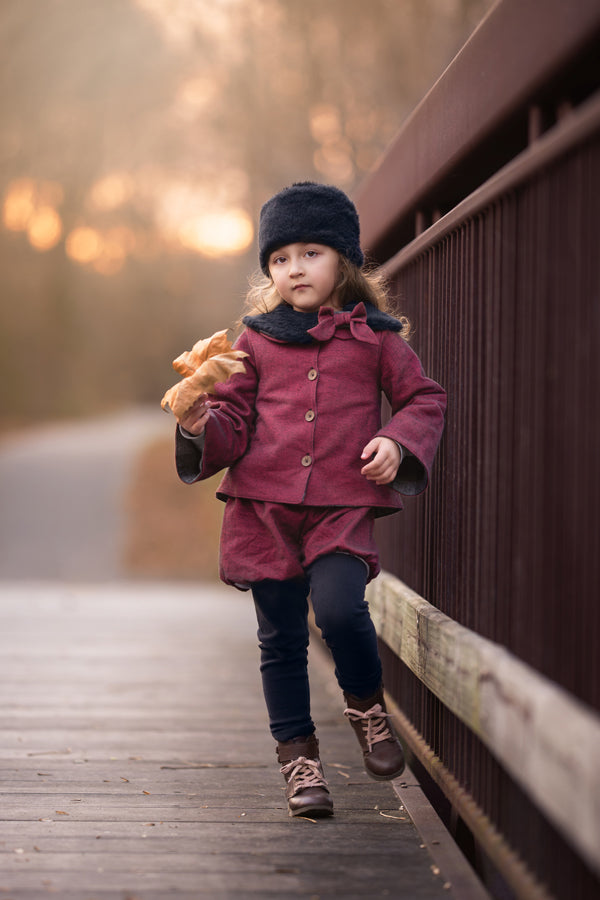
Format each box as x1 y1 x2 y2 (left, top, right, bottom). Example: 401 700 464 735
377 331 447 495
175 330 258 484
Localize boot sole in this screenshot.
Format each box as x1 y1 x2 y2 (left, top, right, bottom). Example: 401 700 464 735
365 766 405 781
289 805 334 818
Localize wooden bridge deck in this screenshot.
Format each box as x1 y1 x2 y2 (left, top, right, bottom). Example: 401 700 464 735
0 581 481 899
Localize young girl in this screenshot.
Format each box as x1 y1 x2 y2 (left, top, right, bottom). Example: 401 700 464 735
175 182 446 818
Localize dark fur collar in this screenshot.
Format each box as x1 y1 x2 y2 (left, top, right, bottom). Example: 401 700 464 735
243 300 404 344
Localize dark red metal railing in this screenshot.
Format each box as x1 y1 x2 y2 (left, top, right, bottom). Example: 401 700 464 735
355 1 600 897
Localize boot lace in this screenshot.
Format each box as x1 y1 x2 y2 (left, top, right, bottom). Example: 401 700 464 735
280 756 328 795
344 703 394 752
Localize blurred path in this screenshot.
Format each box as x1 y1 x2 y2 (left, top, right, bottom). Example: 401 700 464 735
0 581 476 899
0 408 172 581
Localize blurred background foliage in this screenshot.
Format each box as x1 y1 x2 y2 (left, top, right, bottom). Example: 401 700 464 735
0 0 494 428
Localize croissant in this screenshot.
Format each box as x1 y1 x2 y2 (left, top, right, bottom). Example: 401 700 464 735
161 329 248 418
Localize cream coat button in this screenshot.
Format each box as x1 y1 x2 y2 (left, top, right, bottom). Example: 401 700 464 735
308 368 318 381
301 454 312 467
305 410 315 422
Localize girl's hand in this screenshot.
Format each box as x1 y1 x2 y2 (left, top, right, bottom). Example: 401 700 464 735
178 394 211 436
360 436 401 485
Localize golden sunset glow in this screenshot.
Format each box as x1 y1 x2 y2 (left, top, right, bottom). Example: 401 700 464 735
177 209 253 257
3 178 36 231
1 167 255 266
27 206 63 251
64 224 138 274
153 177 253 258
65 226 103 264
3 178 64 251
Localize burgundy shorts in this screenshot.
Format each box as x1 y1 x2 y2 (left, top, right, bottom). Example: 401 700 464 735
219 499 380 589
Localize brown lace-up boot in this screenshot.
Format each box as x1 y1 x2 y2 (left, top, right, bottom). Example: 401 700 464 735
276 734 334 818
343 687 405 781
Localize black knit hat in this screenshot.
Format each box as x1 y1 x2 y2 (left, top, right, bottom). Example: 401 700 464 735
258 181 364 275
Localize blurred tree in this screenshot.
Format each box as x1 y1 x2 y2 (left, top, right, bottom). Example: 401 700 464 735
0 0 494 426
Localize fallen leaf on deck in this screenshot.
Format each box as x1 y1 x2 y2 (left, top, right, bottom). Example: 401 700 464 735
27 748 71 757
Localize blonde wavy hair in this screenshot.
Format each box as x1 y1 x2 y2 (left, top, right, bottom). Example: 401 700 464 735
241 254 411 339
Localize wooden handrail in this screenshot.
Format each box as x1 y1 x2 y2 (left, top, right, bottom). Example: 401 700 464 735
367 571 600 878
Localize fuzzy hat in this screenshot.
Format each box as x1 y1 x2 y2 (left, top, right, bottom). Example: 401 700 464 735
258 181 364 275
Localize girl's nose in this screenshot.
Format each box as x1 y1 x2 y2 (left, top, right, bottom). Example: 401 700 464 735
289 256 304 276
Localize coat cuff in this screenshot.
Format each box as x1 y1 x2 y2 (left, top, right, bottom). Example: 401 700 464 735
390 443 428 496
175 425 206 483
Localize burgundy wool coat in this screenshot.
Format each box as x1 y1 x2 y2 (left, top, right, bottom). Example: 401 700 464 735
176 302 447 517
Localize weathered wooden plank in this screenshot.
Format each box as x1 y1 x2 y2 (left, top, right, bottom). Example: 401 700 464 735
0 867 433 896
1 828 424 865
0 835 445 894
367 570 600 876
0 819 423 850
0 793 402 817
0 812 414 842
0 872 447 900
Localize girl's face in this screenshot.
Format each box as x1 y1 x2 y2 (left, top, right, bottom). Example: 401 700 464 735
268 243 341 313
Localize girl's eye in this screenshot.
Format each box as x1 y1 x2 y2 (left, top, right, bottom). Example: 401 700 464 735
271 256 286 265
305 250 318 258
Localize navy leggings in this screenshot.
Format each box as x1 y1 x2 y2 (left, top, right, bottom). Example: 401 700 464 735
251 553 383 741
